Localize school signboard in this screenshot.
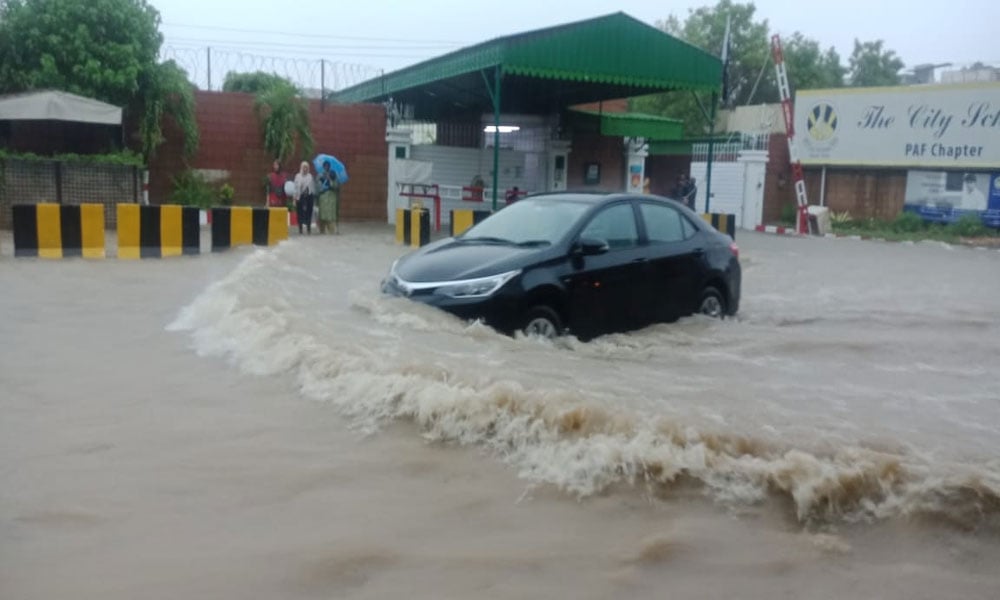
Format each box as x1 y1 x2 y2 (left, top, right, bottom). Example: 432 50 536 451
794 83 1000 169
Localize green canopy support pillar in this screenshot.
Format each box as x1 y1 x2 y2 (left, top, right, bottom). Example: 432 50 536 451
482 65 503 211
704 91 718 213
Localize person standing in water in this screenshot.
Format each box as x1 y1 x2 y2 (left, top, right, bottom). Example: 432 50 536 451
293 161 316 235
265 160 287 208
316 161 340 234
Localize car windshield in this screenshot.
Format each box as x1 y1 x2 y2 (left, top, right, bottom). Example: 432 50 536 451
459 197 592 245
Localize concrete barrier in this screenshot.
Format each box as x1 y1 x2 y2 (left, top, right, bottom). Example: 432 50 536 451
395 208 430 248
449 209 491 237
211 207 288 252
701 212 736 239
118 204 200 259
13 203 105 259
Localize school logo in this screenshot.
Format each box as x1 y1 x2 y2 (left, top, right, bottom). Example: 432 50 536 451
807 103 838 142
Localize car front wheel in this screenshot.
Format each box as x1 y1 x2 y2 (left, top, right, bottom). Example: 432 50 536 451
699 286 726 318
520 305 563 339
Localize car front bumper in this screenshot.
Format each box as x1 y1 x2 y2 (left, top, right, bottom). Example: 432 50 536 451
381 277 523 334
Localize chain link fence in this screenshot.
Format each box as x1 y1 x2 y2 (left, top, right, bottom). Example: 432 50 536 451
0 159 140 229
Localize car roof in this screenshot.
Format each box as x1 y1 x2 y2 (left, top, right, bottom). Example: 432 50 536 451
525 191 689 210
525 192 655 204
522 191 712 231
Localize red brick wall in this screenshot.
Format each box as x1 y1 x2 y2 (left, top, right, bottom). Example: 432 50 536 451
762 133 795 225
568 133 624 192
148 91 387 221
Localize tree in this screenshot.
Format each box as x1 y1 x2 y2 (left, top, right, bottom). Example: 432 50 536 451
140 60 199 160
0 0 198 161
223 71 297 94
633 1 768 135
253 82 313 163
782 33 847 90
848 39 904 87
631 1 847 134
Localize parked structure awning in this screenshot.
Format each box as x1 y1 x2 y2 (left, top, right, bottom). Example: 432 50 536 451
331 12 721 121
0 90 123 125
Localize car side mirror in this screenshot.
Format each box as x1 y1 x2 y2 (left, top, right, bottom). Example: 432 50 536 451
574 237 609 256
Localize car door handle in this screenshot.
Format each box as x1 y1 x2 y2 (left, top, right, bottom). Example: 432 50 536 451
632 257 648 263
693 247 705 255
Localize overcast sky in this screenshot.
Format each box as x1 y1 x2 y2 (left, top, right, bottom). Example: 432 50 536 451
154 0 998 90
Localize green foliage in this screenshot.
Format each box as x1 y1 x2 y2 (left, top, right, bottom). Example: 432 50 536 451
782 32 847 90
632 1 769 134
951 214 989 238
829 212 998 242
0 0 199 162
890 211 925 233
254 82 314 163
633 1 847 135
139 60 199 161
170 170 216 209
223 71 297 94
218 183 235 205
830 210 852 225
0 149 144 166
848 39 904 87
634 1 905 134
0 0 161 105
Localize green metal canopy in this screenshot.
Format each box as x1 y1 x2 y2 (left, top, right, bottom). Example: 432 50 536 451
571 110 685 141
331 12 722 120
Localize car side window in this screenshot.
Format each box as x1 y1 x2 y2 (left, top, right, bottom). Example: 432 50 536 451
681 215 699 239
639 202 692 243
580 204 639 250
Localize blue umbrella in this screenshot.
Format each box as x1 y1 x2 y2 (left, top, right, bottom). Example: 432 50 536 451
313 154 349 185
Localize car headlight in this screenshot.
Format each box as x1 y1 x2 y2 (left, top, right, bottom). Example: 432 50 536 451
435 270 521 299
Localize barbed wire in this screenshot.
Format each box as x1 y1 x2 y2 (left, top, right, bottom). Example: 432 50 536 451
161 45 390 93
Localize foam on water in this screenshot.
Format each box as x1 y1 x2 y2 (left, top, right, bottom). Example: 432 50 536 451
168 242 1000 531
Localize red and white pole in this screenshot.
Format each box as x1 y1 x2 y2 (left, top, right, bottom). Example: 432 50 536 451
771 35 811 235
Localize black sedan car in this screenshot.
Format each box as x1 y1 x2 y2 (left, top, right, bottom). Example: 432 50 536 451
382 193 740 340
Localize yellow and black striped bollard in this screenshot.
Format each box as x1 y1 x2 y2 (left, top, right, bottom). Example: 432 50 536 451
117 204 200 259
12 203 105 259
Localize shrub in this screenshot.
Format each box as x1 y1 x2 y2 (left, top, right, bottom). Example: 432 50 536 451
218 183 235 206
891 211 925 233
951 214 988 238
830 211 852 225
170 170 215 209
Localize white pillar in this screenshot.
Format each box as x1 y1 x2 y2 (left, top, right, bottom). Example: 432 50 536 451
737 149 769 229
546 139 571 192
386 128 412 225
624 137 648 194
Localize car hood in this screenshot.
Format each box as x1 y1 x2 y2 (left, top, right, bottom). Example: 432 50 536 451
395 239 545 282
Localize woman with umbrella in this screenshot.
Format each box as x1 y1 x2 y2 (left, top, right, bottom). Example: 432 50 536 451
316 159 340 234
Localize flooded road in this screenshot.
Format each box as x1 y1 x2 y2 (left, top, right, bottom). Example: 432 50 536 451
2 227 999 598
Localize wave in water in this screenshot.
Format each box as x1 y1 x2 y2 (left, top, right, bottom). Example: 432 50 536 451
168 246 1000 531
